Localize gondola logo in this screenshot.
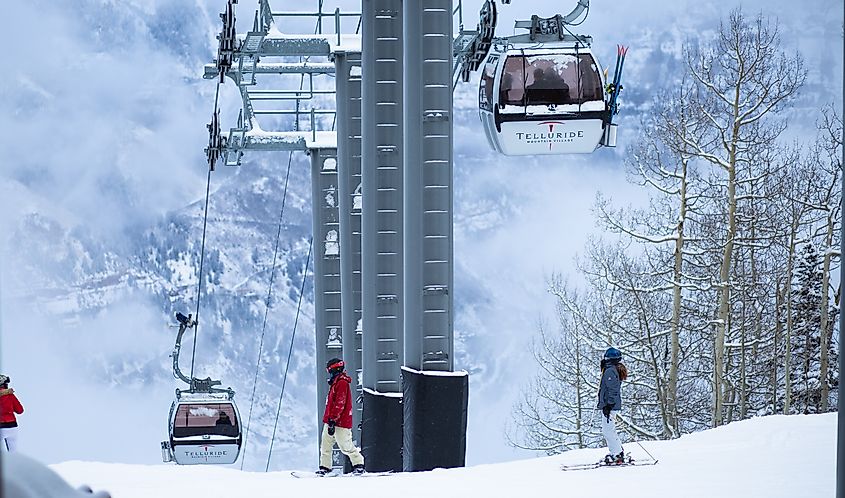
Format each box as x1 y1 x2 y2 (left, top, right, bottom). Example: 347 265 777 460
513 121 585 151
185 445 229 459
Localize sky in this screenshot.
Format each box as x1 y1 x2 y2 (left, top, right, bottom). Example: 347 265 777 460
4 411 836 497
1 0 843 471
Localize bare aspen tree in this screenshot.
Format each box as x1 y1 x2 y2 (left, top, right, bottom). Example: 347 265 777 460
807 106 842 412
579 239 686 439
683 10 805 426
651 79 716 434
772 144 815 414
507 277 616 453
724 144 790 420
594 90 700 437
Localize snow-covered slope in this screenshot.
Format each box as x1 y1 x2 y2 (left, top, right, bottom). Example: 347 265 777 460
45 413 836 498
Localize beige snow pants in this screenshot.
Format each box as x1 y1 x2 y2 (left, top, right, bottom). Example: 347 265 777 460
319 423 364 468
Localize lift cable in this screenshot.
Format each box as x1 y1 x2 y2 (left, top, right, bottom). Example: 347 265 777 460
190 71 225 382
240 2 354 469
239 57 312 473
239 149 296 470
266 236 314 472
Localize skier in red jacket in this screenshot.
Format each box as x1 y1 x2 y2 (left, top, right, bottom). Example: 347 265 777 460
318 358 365 475
0 374 24 452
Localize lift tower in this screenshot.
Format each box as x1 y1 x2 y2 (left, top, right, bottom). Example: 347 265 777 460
204 0 361 470
205 0 469 472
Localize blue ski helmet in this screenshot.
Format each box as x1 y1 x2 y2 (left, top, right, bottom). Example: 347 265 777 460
603 347 622 361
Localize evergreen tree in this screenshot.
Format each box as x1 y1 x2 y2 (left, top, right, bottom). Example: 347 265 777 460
789 243 824 413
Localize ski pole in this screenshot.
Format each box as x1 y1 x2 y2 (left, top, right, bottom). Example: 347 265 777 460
635 440 658 462
588 407 596 430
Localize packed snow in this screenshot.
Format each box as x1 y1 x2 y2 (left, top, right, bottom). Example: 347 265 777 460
9 413 832 498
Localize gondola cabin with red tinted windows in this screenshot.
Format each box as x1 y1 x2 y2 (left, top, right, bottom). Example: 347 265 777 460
160 312 243 465
458 2 627 156
164 392 242 465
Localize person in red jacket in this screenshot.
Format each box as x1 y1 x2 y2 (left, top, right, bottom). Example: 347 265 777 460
317 358 364 475
0 374 24 452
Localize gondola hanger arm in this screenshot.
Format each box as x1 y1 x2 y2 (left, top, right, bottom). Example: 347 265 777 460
507 0 589 25
561 0 589 25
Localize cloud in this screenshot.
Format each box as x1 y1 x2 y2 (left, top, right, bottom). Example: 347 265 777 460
2 1 219 241
0 290 178 464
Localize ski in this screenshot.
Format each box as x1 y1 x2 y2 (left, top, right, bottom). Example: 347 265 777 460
606 44 628 117
560 458 658 471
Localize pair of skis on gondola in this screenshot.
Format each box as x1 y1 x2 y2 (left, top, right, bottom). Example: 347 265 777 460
607 44 629 119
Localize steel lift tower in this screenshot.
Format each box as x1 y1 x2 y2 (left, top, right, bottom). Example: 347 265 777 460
204 0 363 470
401 0 468 472
205 0 469 472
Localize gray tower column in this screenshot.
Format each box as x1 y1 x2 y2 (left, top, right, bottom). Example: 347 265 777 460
309 147 343 461
403 0 454 372
335 50 364 446
402 0 468 472
361 0 404 472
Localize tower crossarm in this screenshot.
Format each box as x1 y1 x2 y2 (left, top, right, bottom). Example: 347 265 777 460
205 0 357 167
222 129 337 153
203 62 337 80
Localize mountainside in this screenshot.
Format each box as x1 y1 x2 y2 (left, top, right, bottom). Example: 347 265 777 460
1 0 842 469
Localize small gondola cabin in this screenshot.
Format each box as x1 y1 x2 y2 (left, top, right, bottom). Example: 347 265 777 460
163 392 242 465
478 38 616 155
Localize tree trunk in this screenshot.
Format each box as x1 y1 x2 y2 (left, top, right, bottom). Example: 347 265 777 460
773 277 783 412
819 213 834 411
713 71 745 427
714 159 737 427
668 158 688 437
575 330 585 448
784 228 797 414
803 324 811 413
739 289 748 420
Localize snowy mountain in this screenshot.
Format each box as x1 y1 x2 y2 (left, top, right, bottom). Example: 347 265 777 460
32 412 834 498
1 0 842 470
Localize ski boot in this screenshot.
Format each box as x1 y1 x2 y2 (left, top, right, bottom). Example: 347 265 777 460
352 464 365 475
604 451 626 465
316 466 333 476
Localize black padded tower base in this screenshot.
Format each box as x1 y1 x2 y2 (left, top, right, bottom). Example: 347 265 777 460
401 367 469 471
361 388 403 472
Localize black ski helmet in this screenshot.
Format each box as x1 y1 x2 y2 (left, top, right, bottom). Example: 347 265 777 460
603 347 622 361
0 374 8 386
326 358 345 372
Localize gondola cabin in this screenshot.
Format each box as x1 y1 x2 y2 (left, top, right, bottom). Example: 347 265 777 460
161 391 242 465
478 37 616 155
